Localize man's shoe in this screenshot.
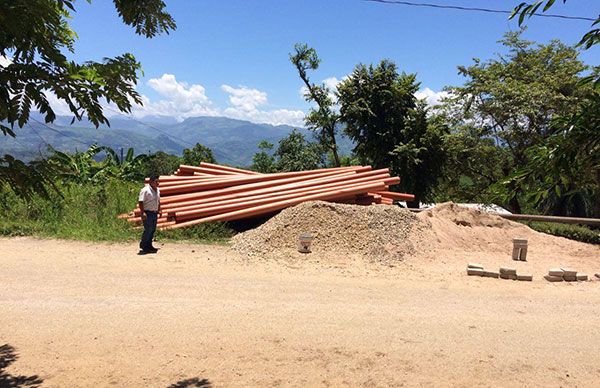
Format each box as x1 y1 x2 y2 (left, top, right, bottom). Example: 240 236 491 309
149 246 160 251
147 247 158 253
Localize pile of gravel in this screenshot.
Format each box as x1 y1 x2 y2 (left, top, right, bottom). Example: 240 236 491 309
231 201 420 262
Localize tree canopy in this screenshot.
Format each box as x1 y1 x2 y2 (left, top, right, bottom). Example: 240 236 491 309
338 60 446 206
290 43 341 167
182 143 216 166
436 31 597 216
0 0 175 196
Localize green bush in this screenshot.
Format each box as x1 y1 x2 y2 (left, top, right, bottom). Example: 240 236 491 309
0 180 235 243
525 221 600 245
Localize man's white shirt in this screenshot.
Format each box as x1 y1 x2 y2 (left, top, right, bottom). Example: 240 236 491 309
138 185 160 212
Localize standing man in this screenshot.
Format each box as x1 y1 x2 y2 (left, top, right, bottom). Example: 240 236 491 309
138 175 161 254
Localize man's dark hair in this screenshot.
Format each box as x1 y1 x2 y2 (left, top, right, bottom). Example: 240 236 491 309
149 174 160 181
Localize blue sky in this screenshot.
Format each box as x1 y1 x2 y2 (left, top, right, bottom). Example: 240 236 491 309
60 0 598 126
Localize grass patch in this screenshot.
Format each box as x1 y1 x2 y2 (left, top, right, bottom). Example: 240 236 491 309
524 221 600 245
0 180 235 243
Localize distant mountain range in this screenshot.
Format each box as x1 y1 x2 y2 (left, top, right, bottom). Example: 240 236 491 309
0 114 354 166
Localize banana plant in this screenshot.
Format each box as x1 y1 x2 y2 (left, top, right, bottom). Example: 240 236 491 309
99 146 148 181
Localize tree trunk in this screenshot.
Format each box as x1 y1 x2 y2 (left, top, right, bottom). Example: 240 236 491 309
328 127 341 167
508 196 522 214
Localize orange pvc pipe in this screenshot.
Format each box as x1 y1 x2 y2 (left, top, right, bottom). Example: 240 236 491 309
157 176 241 188
163 166 374 198
160 167 369 201
174 177 391 220
154 169 386 213
131 169 363 217
165 173 393 215
178 164 243 176
133 171 364 216
199 162 261 175
131 170 393 217
160 181 386 229
375 191 415 201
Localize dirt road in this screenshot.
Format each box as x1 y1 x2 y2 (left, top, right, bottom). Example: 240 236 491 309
1 236 600 387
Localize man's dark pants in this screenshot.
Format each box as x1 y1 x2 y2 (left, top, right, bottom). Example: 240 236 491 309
140 210 158 251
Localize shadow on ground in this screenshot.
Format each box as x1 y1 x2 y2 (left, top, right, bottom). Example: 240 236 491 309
167 377 212 387
0 344 43 387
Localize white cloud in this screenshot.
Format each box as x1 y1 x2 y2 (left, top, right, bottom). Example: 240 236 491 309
38 73 305 126
136 74 218 120
221 84 267 112
322 76 342 91
415 87 449 106
221 84 305 127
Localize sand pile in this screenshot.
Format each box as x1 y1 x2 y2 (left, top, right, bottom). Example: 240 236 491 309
414 202 531 252
231 201 420 262
232 201 596 263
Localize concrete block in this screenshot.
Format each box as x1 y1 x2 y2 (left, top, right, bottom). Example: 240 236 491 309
483 271 499 278
468 262 484 269
545 275 563 282
560 268 577 277
563 275 577 282
499 267 517 275
467 268 484 276
576 273 588 281
516 274 533 281
548 268 564 277
500 273 518 280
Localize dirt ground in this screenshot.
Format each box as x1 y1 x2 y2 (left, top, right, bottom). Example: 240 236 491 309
1 233 600 387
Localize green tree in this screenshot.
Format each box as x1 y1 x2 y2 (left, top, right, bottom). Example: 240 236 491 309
182 143 216 166
274 130 324 172
0 0 175 196
250 140 276 173
141 151 181 177
338 60 446 206
504 91 600 217
290 43 341 167
441 31 589 213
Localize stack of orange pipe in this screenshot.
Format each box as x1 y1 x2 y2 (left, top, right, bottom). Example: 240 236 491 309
121 162 415 230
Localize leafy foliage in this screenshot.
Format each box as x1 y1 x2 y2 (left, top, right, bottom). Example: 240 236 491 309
250 131 325 173
182 143 216 166
101 146 148 181
0 179 234 242
501 91 600 216
338 60 446 205
440 31 589 213
290 43 341 166
511 1 599 50
274 129 324 172
141 151 181 177
0 154 57 199
48 144 148 183
510 1 599 88
0 0 175 197
524 221 600 245
250 140 276 173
